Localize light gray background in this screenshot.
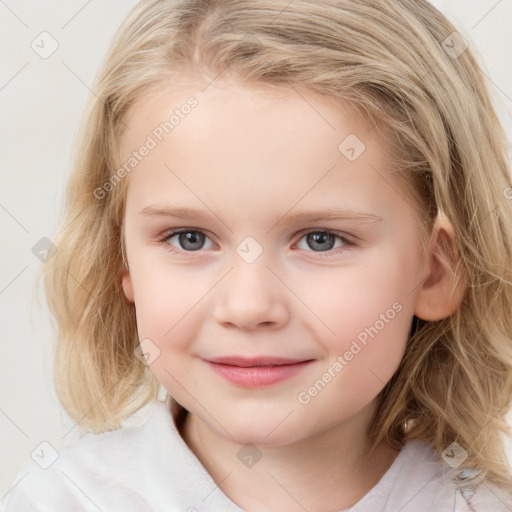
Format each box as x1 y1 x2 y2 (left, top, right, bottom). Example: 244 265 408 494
1 0 511 498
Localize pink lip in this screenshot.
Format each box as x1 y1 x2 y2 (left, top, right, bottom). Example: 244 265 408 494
204 356 314 388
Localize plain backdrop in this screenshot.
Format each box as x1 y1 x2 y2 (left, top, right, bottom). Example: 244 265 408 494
1 0 511 499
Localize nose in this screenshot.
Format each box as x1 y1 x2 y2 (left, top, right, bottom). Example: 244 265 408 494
213 258 290 331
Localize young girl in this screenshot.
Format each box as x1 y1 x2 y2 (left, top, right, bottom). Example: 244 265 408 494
3 0 512 510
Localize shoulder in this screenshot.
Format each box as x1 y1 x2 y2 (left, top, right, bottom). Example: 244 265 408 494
456 479 512 512
2 398 244 512
1 401 164 512
396 440 512 512
362 439 501 512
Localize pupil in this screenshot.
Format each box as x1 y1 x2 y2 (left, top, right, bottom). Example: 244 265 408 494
308 232 334 251
180 231 203 250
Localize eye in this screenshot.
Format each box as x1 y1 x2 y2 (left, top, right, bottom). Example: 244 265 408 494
295 230 355 255
159 228 356 256
160 229 214 253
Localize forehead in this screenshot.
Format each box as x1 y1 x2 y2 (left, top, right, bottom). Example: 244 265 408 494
117 81 410 224
119 80 369 162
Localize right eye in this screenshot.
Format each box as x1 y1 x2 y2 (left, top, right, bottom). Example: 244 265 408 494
160 229 215 253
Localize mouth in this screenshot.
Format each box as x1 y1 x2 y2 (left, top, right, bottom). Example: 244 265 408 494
206 355 312 367
203 356 315 387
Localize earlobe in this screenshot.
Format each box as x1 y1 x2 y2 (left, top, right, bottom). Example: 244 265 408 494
120 268 135 303
413 213 466 321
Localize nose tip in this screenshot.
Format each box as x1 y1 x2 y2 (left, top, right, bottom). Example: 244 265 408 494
212 263 290 331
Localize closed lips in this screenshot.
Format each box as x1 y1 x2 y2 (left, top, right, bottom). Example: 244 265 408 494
204 357 315 387
205 357 314 367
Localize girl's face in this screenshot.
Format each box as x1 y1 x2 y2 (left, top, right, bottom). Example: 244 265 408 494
120 81 428 445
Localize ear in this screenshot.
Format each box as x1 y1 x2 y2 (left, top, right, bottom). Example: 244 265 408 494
120 267 135 304
413 212 466 321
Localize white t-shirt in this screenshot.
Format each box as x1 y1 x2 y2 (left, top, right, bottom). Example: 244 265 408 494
2 395 511 511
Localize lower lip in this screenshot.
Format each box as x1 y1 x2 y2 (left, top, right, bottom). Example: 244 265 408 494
205 360 313 388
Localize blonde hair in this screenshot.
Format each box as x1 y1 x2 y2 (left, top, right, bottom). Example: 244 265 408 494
38 0 512 491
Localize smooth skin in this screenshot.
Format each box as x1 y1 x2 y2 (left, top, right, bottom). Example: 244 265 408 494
119 80 465 512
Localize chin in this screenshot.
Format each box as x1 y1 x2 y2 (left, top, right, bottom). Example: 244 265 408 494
212 408 309 447
230 427 301 447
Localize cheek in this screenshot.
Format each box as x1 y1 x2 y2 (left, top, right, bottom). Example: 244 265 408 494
130 263 208 398
130 258 210 347
296 270 412 426
295 250 413 352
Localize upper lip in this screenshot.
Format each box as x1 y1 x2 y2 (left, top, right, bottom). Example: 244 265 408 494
205 356 313 367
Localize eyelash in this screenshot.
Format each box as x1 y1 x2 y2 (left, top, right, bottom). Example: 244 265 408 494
158 228 356 257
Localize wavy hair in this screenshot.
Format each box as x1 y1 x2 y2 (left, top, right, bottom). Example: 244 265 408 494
38 0 512 491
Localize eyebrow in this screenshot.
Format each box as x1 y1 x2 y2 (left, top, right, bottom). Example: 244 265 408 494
139 205 383 227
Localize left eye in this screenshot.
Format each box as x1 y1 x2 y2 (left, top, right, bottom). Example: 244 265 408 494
160 229 354 254
295 231 353 253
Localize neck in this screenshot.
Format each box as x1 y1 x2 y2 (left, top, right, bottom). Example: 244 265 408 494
178 401 400 512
